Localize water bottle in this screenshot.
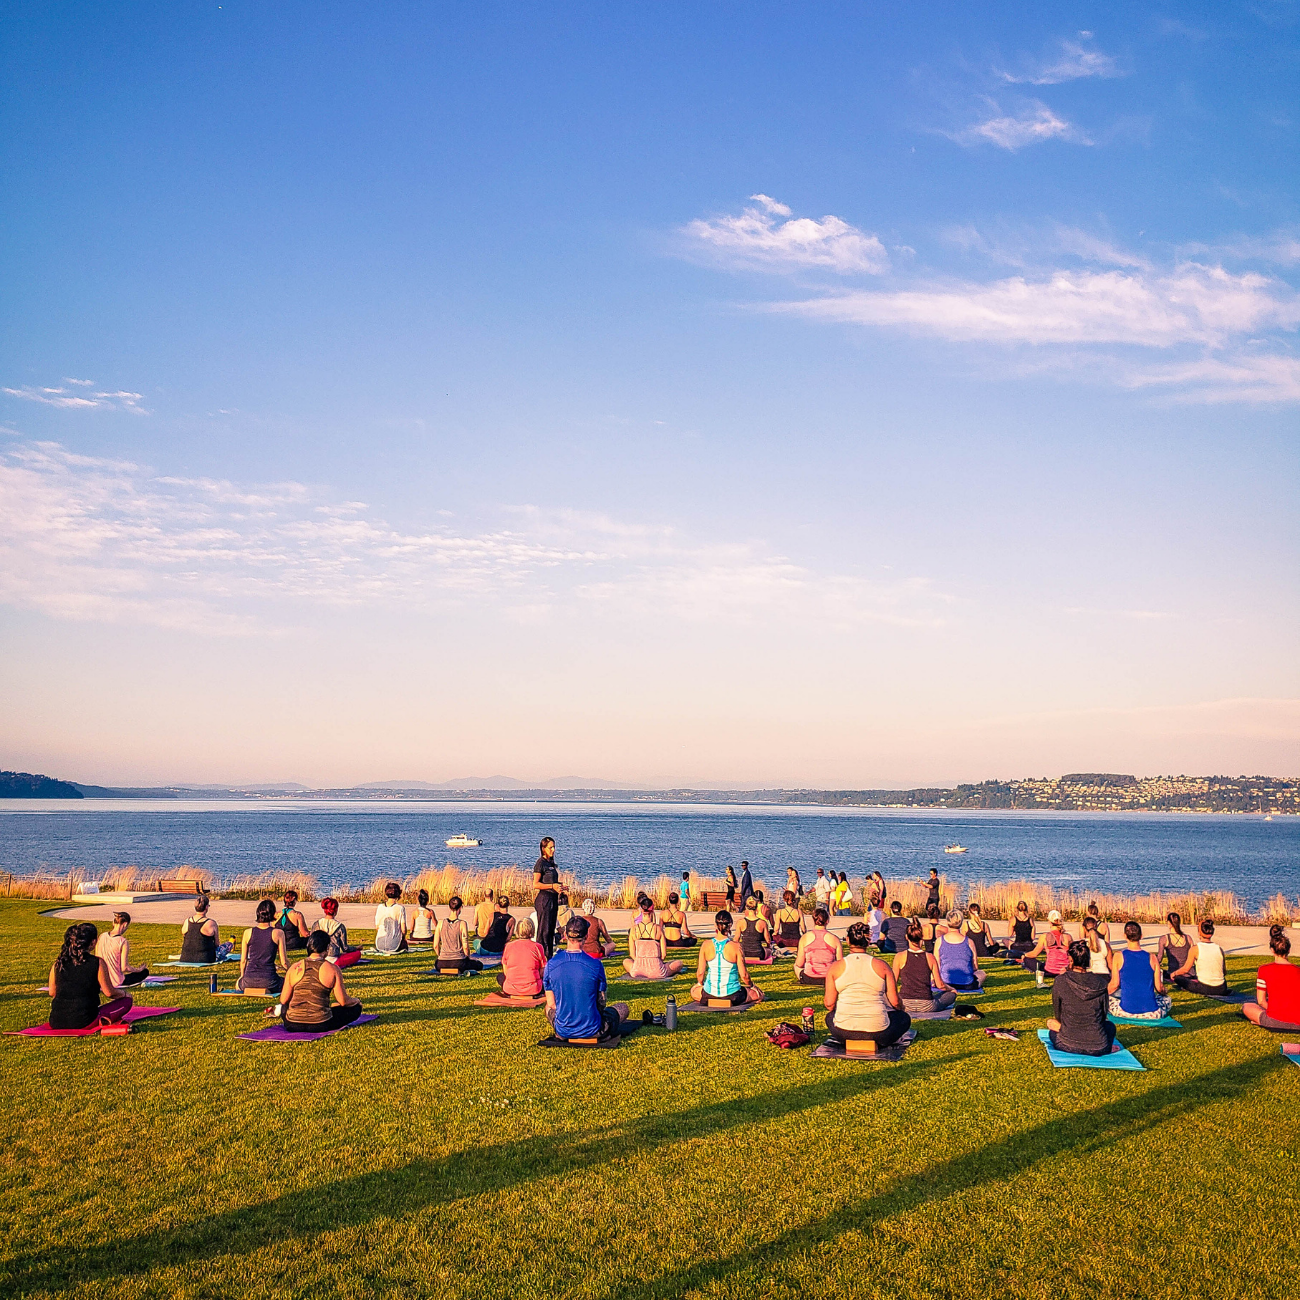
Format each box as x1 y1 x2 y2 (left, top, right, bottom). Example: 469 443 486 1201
801 1005 814 1035
209 971 218 995
665 994 677 1031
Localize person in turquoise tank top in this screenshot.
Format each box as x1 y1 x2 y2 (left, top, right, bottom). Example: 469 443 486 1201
690 912 764 1006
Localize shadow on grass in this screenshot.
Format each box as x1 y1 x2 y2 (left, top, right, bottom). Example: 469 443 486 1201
591 1051 1288 1300
1 1046 972 1293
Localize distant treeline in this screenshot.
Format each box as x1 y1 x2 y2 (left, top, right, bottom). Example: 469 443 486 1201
0 771 83 799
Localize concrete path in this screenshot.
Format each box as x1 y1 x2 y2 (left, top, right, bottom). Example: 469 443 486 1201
44 899 1291 956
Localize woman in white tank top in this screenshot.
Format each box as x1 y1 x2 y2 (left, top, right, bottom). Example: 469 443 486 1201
1171 918 1230 995
823 922 911 1048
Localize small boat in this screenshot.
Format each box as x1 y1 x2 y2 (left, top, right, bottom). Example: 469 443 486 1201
943 844 968 854
445 834 481 848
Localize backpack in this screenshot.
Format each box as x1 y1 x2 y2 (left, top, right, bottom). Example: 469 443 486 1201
765 1021 810 1050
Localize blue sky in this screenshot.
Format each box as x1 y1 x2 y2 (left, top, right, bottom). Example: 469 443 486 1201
2 2 1297 787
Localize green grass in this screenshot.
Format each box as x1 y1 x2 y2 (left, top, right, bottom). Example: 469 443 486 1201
1 898 1296 1299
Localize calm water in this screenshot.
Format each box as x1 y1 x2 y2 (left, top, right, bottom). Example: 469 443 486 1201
1 800 1297 907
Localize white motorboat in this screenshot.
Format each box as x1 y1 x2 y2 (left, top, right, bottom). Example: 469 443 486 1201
445 834 481 848
943 844 968 854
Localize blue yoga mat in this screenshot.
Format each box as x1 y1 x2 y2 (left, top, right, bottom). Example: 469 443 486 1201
1110 1014 1181 1028
1037 1028 1145 1070
1282 1046 1300 1070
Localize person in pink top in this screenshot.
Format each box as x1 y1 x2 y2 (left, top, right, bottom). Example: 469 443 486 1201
497 918 547 997
794 906 843 986
94 912 149 987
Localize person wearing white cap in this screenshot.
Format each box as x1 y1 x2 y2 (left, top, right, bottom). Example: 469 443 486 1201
1020 910 1071 988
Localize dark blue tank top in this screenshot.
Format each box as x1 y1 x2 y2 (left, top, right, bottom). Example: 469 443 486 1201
1117 948 1158 1014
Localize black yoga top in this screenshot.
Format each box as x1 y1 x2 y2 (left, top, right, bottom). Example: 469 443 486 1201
1012 917 1035 945
739 917 767 958
898 949 934 1002
50 955 101 1030
180 917 217 963
533 857 559 907
244 926 280 987
479 912 512 954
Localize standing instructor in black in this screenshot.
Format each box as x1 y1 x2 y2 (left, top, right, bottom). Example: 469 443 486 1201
533 836 561 960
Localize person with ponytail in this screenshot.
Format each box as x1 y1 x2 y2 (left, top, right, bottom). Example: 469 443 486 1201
1158 913 1191 982
1170 918 1231 996
1242 926 1300 1032
1107 921 1171 1020
690 911 764 1006
622 893 686 980
1081 915 1112 975
49 923 132 1030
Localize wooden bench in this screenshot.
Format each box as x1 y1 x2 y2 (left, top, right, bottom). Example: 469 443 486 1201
158 877 206 894
698 891 732 910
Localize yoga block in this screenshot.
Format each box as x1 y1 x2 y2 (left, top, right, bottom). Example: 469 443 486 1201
845 1038 878 1056
705 996 734 1008
101 1024 132 1036
566 1036 598 1045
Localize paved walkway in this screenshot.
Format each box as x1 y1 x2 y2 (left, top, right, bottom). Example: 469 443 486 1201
45 899 1290 956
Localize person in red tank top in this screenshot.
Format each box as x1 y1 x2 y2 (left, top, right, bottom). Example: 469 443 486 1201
1243 926 1300 1032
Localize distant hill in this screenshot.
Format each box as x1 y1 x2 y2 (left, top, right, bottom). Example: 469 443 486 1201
0 770 83 799
357 775 650 791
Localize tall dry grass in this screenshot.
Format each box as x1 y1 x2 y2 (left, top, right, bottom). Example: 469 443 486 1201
963 879 1268 925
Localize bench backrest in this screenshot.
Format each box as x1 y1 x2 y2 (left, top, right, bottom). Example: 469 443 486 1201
159 878 206 893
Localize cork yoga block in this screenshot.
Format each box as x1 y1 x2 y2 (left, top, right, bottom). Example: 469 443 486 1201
845 1038 878 1056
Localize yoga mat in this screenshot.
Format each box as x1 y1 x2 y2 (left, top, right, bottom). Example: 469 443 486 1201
1282 1045 1300 1068
680 998 759 1013
237 1013 378 1043
158 955 238 967
1110 1014 1182 1028
475 993 547 1008
7 1006 180 1037
214 988 275 997
908 1007 954 1021
618 973 678 982
812 1030 917 1063
535 1027 640 1049
1036 1028 1144 1071
1201 991 1250 1004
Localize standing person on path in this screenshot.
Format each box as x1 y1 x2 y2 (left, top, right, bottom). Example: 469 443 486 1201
786 867 803 900
533 837 561 960
814 869 832 908
724 866 738 908
924 869 941 912
739 861 754 906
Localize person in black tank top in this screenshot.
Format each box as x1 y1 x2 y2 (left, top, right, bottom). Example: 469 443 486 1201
180 898 220 963
49 923 133 1030
893 923 957 1014
238 900 288 994
533 838 561 960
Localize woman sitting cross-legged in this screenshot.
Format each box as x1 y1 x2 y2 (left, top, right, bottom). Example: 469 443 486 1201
690 911 764 1006
1107 921 1172 1020
409 889 438 945
936 911 988 992
622 893 687 980
238 899 289 994
1158 912 1191 983
95 912 149 987
1046 939 1119 1056
824 922 911 1049
435 896 484 973
794 907 843 985
1081 915 1112 976
276 889 311 952
1006 901 1036 962
477 894 517 956
313 896 362 967
1170 918 1231 996
49 923 133 1030
1242 925 1300 1032
373 882 409 954
179 894 230 963
1021 910 1071 988
274 931 364 1032
893 922 957 1014
661 894 696 947
773 890 805 955
579 899 616 959
961 902 1002 959
737 894 771 962
497 917 547 997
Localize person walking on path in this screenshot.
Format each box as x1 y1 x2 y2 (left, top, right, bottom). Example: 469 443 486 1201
739 861 754 906
533 837 562 960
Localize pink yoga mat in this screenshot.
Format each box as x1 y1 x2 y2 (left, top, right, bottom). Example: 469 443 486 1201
7 1007 180 1037
237 1013 378 1043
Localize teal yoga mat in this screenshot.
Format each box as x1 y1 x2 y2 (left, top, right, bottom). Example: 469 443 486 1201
1109 1014 1182 1028
1282 1045 1300 1069
1037 1028 1144 1070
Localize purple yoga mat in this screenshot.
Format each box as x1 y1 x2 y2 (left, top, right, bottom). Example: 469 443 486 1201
237 1013 379 1043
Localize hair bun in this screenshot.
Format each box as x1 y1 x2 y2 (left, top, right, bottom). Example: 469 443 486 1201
1270 923 1284 939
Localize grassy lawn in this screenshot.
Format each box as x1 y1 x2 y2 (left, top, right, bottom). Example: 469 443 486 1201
1 898 1296 1299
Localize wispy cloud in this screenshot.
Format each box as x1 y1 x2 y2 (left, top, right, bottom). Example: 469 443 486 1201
998 36 1121 86
683 195 889 274
3 382 148 413
948 99 1089 150
0 438 943 633
773 264 1299 349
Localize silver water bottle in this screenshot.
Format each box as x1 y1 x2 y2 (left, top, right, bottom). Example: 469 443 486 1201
665 993 677 1031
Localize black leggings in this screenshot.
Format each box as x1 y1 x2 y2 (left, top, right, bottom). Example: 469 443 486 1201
436 957 483 973
826 1006 911 1048
284 1003 364 1033
535 894 559 960
120 968 150 986
1049 1021 1116 1056
1173 975 1230 997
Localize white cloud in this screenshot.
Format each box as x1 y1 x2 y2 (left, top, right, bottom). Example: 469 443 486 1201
1120 353 1300 404
683 197 889 274
3 382 148 413
772 264 1299 349
0 439 943 633
949 100 1088 150
999 38 1121 86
